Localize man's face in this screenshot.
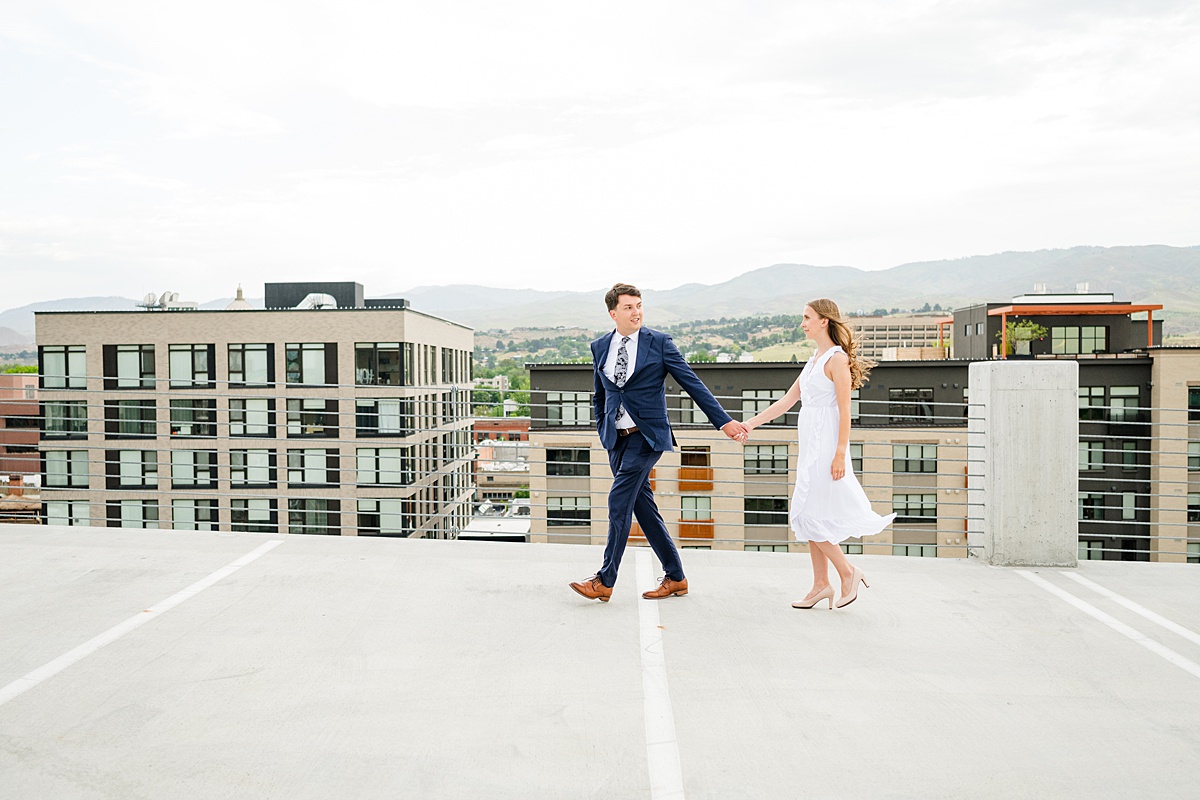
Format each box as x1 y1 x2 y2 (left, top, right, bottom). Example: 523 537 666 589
609 294 643 335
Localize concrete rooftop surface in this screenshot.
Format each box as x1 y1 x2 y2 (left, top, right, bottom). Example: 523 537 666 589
1 526 1199 799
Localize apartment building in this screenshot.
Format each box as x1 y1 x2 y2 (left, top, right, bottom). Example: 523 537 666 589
35 282 475 537
852 315 949 361
527 294 1200 562
0 373 39 478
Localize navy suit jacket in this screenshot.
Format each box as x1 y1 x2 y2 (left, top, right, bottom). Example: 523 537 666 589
591 327 733 452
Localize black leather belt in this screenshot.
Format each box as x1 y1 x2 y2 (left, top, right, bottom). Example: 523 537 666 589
617 426 640 437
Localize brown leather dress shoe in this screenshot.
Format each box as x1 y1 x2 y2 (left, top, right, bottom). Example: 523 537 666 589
642 576 688 599
569 574 613 602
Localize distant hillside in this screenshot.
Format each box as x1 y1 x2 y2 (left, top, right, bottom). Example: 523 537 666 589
2 245 1197 337
395 245 1200 334
0 295 266 339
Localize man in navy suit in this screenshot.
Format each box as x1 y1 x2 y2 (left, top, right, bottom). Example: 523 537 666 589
570 283 747 602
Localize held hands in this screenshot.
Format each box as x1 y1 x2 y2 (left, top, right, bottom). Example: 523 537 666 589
830 450 846 481
722 420 750 442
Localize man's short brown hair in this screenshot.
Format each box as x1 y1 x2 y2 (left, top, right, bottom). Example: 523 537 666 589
605 283 641 311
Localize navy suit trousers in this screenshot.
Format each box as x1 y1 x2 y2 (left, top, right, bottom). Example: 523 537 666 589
597 430 684 587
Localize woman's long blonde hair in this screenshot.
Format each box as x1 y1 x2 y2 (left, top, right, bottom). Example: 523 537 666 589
807 298 875 389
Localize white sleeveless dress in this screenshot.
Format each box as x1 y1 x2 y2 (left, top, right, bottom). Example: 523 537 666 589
789 345 896 543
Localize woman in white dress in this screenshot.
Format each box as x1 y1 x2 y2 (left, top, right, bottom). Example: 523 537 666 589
740 299 895 609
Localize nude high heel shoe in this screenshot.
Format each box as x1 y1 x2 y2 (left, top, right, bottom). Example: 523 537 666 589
792 585 834 609
835 569 869 609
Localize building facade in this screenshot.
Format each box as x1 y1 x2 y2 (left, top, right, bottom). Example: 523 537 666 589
35 284 475 537
0 373 39 479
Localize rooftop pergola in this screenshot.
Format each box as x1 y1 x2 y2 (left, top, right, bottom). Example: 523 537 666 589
988 304 1164 358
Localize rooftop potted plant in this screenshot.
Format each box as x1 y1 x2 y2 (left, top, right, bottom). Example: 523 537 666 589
996 319 1048 356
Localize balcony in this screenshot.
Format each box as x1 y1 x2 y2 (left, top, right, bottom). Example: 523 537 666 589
677 466 713 493
1 524 1197 797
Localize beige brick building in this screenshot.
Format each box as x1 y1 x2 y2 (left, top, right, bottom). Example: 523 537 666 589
35 283 474 537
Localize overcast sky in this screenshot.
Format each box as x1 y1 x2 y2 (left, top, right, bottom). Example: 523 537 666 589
2 0 1197 310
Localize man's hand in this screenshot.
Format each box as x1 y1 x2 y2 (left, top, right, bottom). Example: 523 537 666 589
722 420 749 442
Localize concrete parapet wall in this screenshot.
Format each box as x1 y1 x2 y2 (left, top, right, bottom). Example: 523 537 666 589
968 360 1079 566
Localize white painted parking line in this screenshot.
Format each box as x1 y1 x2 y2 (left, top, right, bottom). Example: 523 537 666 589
1059 571 1200 648
0 539 284 708
636 549 686 800
1017 570 1200 680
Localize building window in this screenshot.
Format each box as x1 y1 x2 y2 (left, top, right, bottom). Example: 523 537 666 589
109 450 157 489
288 498 337 535
43 400 88 438
44 500 89 527
1121 441 1139 471
285 343 334 385
547 448 590 476
1078 440 1104 471
1189 442 1200 472
681 446 709 469
287 398 338 437
115 500 159 529
1108 386 1141 422
892 493 936 524
356 447 411 485
1188 493 1199 523
173 499 218 531
745 544 789 552
546 392 592 426
44 450 89 488
975 322 983 336
547 496 591 526
1187 542 1200 564
1079 540 1105 560
4 415 38 429
170 450 217 488
104 344 155 389
674 396 701 424
40 345 86 389
287 449 338 486
893 444 937 473
1079 493 1104 521
1189 387 1200 422
889 388 934 424
842 543 863 554
228 343 271 386
355 343 403 386
681 496 712 520
230 398 273 437
849 443 863 474
356 398 411 437
1078 386 1105 420
1121 492 1137 521
105 399 155 438
963 323 971 337
168 344 214 388
1052 326 1107 355
892 544 937 557
170 399 217 437
744 497 788 526
358 498 410 537
742 390 781 422
230 449 274 486
231 498 276 533
850 389 860 423
744 444 789 475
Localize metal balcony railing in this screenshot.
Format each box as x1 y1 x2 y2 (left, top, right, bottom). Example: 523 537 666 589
5 377 1198 561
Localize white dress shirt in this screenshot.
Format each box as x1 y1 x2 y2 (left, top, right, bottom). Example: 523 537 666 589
603 329 640 429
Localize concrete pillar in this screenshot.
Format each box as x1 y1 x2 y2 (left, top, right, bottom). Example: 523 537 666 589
968 361 1078 567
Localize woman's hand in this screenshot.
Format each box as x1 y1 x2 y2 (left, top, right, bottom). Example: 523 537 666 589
830 450 846 481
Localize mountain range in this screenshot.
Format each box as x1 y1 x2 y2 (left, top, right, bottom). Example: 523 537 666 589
2 245 1198 342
